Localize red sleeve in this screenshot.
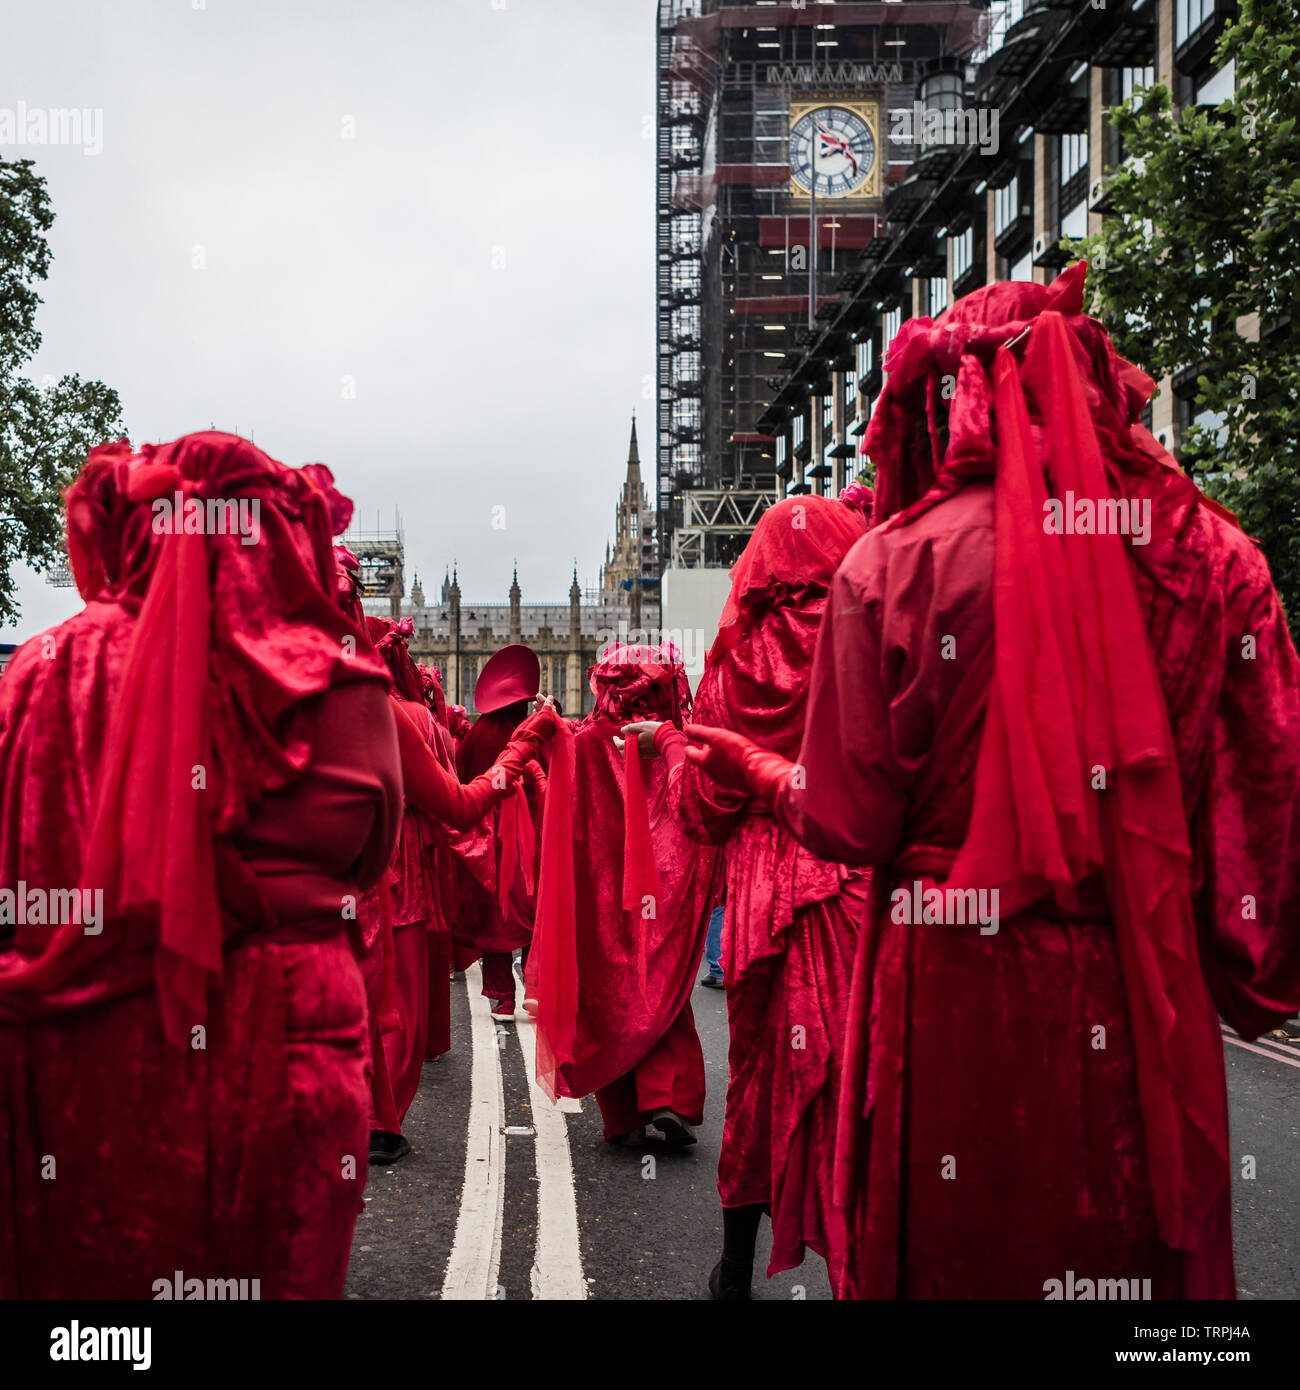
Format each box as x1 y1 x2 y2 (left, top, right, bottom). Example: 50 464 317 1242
394 702 543 832
1192 558 1300 1038
657 724 743 846
774 560 907 866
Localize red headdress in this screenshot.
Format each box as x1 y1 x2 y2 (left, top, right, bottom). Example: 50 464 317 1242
365 616 424 704
416 661 449 727
695 495 868 763
587 640 691 728
332 544 364 624
474 643 541 714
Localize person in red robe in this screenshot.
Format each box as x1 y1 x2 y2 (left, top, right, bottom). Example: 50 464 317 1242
528 642 719 1147
416 661 459 1064
359 618 439 1162
345 613 556 1162
0 433 403 1298
683 263 1300 1299
624 497 869 1297
452 644 547 1021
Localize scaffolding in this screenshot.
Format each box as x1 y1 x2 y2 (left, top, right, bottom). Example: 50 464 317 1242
340 523 405 620
655 0 990 566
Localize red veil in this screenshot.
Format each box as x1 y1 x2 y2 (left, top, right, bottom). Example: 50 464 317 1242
0 433 388 1045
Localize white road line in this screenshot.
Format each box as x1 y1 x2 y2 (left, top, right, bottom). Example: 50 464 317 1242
515 1006 588 1300
1221 1028 1300 1071
441 963 506 1300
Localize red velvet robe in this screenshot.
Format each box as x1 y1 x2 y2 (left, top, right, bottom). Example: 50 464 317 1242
774 463 1300 1300
423 720 460 1061
450 762 545 1001
0 622 401 1299
550 712 719 1138
659 497 870 1283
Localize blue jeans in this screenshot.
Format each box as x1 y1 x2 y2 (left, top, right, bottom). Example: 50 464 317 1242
705 904 724 981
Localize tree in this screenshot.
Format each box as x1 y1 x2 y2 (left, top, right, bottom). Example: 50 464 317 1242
1079 0 1300 627
1 157 126 625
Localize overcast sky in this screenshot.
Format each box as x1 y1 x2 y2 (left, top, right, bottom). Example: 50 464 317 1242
1 0 657 643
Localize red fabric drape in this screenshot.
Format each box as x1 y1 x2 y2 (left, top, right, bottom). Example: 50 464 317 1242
527 721 578 1101
939 315 1227 1251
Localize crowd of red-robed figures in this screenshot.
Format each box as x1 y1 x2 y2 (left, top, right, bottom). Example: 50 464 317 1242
1 263 1297 1301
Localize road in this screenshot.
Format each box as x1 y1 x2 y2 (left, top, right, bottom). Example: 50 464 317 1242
344 962 1298 1301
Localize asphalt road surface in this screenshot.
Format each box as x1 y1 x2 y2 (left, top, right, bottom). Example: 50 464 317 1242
345 961 1298 1301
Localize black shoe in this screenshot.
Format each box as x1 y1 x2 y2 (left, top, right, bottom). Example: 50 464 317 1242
708 1257 753 1300
369 1130 412 1164
650 1108 698 1146
699 974 724 990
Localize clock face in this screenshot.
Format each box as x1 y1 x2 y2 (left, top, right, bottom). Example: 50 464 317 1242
790 105 876 198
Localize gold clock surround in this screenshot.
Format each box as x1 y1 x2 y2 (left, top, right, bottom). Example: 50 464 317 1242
788 96 883 205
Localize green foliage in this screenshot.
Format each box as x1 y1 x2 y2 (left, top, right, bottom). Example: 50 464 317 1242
0 157 126 625
1078 0 1300 625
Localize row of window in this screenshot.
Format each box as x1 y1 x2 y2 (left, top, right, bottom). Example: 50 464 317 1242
778 0 1230 488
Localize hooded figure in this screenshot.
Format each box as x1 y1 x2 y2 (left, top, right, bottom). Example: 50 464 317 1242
644 496 870 1297
342 620 555 1162
451 645 546 1020
684 263 1300 1299
528 642 720 1146
0 433 402 1298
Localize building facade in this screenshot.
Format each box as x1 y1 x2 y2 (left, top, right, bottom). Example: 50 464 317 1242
655 0 992 567
357 424 660 719
756 0 1237 481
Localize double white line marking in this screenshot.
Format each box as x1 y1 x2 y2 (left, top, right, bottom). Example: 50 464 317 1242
441 962 587 1300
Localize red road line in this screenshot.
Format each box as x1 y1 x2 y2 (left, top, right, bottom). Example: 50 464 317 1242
1221 1030 1300 1071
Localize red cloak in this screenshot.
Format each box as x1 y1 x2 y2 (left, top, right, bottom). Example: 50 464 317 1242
0 434 402 1298
697 265 1300 1298
529 644 719 1130
661 498 870 1283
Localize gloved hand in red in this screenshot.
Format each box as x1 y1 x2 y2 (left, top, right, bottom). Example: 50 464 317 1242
682 723 795 812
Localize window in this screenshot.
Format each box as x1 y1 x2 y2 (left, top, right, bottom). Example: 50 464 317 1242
1175 0 1214 46
630 511 638 539
994 176 1020 238
776 435 788 470
1057 131 1089 241
792 415 805 449
1009 249 1033 282
882 305 903 358
952 226 974 283
856 337 874 379
1196 60 1235 105
1121 66 1154 101
1060 132 1088 185
844 368 857 412
928 277 949 317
